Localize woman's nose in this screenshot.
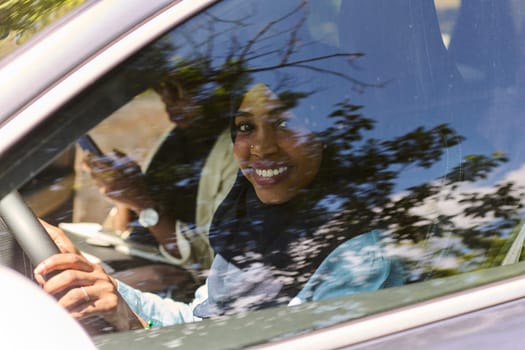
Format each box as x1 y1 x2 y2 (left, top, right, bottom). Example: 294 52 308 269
251 128 279 156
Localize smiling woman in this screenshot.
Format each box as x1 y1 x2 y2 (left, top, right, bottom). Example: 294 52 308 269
234 83 323 204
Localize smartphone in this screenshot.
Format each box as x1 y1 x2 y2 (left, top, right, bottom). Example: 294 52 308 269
77 134 103 156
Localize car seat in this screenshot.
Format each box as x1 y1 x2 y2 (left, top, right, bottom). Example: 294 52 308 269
448 0 519 90
337 0 463 115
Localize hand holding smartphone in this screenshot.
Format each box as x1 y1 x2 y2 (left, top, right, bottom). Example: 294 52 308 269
78 134 103 156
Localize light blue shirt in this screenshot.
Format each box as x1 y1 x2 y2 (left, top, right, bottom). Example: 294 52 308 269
118 230 403 327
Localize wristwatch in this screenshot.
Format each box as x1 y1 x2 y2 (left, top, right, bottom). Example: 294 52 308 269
138 207 160 227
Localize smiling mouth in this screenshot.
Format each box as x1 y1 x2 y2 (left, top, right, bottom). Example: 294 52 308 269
254 166 288 178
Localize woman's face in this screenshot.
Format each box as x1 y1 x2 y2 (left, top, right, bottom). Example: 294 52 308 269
234 84 323 204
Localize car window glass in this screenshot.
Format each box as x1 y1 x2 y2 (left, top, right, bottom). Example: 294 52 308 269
19 0 525 335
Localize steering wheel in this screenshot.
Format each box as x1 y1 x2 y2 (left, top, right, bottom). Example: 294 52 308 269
0 190 111 335
0 191 60 266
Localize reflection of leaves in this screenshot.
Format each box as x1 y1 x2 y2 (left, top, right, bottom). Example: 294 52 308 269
383 124 464 169
277 91 310 110
460 182 523 221
0 0 85 43
445 152 509 186
322 101 374 152
313 98 522 280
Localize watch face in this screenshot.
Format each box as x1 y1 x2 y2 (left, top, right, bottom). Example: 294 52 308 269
139 208 159 227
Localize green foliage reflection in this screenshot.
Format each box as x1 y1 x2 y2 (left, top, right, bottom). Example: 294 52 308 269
0 0 85 55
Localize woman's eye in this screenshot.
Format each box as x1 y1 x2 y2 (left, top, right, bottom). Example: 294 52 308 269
277 119 289 129
236 123 253 133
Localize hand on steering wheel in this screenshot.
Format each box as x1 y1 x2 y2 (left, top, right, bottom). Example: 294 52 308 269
33 223 145 332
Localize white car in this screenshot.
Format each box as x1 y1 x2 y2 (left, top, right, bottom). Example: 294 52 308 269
1 0 525 349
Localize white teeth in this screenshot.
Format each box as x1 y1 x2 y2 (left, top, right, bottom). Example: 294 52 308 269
255 166 288 178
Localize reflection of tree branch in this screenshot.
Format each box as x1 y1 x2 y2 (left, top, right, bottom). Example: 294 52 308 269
239 1 307 62
290 64 373 91
244 53 383 90
205 19 215 59
181 31 198 52
280 10 307 65
242 48 289 64
204 10 249 25
187 2 382 92
251 51 361 68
